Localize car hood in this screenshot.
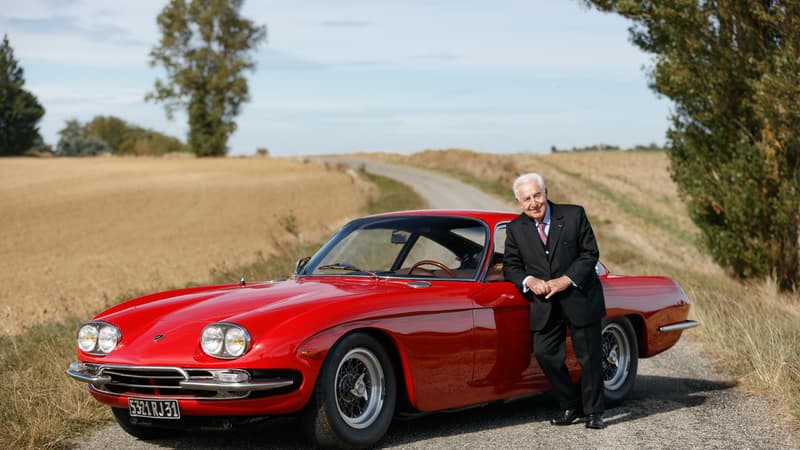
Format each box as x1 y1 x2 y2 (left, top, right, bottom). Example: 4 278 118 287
93 277 385 365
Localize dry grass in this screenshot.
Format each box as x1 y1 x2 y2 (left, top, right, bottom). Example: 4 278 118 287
0 157 367 335
0 158 420 449
366 148 800 427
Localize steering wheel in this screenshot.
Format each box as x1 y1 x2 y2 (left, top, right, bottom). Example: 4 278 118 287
409 260 457 278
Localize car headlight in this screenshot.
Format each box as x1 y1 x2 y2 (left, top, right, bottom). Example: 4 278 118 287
77 322 120 355
201 323 250 359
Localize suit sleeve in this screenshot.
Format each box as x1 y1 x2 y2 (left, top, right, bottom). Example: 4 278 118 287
502 223 528 291
563 206 600 289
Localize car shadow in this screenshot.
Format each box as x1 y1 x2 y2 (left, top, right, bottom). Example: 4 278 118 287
146 374 736 449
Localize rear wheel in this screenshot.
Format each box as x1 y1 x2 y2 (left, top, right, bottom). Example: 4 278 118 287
111 408 183 440
601 317 638 404
303 333 397 449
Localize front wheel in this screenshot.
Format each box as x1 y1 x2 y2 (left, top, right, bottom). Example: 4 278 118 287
601 317 638 404
302 332 397 449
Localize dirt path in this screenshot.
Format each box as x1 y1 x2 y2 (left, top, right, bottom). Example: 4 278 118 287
76 160 798 449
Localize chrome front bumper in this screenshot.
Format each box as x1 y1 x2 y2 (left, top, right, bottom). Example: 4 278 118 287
67 362 294 399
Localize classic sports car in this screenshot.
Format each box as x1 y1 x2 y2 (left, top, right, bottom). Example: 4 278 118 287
67 210 698 448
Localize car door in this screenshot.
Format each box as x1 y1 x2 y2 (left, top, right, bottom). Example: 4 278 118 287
470 223 553 394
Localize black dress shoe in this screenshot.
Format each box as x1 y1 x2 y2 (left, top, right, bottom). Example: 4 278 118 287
585 413 605 429
550 408 581 426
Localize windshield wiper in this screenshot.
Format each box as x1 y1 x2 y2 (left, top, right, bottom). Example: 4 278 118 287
317 262 378 278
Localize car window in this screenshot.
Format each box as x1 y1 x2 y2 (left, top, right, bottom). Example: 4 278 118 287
316 228 400 272
485 224 507 282
402 235 460 270
308 216 488 279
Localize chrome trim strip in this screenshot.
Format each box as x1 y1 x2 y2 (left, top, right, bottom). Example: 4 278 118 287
87 385 249 400
66 368 111 384
180 379 294 392
659 320 700 332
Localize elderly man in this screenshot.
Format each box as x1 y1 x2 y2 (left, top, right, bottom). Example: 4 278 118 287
503 172 607 429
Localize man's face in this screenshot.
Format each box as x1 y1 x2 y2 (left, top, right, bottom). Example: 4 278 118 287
516 181 548 222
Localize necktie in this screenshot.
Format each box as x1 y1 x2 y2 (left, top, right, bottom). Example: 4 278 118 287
538 222 547 246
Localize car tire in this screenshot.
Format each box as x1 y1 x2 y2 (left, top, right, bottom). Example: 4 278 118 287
302 332 397 449
601 316 638 404
111 407 183 440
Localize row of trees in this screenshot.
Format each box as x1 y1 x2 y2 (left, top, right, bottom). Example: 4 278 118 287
56 116 188 156
584 0 799 291
549 143 663 153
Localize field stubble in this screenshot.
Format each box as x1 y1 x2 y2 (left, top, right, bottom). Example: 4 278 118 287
0 157 368 335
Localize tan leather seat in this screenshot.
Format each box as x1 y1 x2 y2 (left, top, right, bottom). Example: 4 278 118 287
485 263 505 281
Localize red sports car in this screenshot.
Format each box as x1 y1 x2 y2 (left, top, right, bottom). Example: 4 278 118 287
67 210 698 448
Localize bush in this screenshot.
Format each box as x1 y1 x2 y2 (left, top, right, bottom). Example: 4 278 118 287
56 136 113 157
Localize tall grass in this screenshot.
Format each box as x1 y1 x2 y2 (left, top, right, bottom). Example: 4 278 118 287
0 171 425 449
369 148 800 427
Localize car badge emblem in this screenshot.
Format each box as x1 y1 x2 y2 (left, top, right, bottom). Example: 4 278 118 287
153 334 165 342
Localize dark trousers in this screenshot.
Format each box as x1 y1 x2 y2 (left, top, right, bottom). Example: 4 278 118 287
533 301 605 414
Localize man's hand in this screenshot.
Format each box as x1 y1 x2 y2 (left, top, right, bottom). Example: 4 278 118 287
545 275 572 299
525 276 551 296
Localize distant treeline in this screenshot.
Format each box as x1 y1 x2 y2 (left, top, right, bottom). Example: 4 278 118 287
550 143 662 153
55 115 188 156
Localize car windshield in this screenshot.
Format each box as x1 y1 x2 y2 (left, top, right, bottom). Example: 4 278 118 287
306 216 488 279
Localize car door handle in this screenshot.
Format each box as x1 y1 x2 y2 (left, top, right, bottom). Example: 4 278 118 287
406 281 431 288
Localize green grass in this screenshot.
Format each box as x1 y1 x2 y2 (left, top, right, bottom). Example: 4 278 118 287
0 168 426 449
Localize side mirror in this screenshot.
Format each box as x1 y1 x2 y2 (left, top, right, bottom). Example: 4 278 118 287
295 256 311 274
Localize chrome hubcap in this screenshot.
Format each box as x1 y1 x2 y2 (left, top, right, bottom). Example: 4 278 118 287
602 322 630 391
335 347 385 429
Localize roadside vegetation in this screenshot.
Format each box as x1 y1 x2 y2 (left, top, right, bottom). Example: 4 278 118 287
0 166 423 449
369 148 800 427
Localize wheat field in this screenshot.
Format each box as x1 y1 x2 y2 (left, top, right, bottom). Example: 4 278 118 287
0 156 368 335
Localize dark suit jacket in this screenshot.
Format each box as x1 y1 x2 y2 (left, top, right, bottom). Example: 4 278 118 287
503 202 606 331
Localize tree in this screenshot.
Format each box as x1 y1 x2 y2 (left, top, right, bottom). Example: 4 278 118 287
55 119 113 156
582 1 800 290
146 0 266 157
0 34 45 156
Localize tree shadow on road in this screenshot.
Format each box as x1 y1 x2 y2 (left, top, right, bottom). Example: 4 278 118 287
142 374 735 449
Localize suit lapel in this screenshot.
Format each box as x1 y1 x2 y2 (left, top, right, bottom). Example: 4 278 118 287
547 203 564 261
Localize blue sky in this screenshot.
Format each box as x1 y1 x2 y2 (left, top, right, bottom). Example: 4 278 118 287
2 0 671 156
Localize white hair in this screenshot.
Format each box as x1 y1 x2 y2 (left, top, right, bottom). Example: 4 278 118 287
512 173 546 200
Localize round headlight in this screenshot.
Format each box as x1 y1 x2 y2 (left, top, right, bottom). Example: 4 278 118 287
77 324 98 353
201 323 250 359
201 325 224 355
97 325 119 353
224 327 247 357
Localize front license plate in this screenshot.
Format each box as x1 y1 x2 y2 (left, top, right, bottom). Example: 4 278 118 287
128 398 181 419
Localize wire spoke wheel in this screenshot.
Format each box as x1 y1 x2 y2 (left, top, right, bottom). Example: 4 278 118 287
601 317 638 404
303 333 396 448
334 348 385 429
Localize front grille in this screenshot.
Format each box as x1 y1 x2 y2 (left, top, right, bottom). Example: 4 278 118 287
96 366 220 398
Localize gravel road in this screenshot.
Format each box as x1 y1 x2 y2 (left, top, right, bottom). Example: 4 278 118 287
76 160 798 449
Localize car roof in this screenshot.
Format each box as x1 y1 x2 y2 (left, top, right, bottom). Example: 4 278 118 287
365 209 518 228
